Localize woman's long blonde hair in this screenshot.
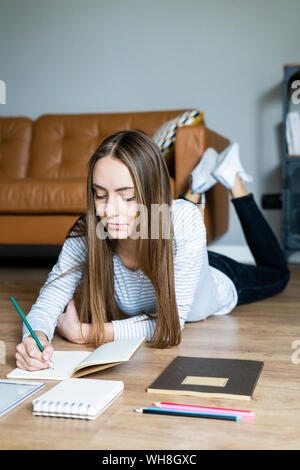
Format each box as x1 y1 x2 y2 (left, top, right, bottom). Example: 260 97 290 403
46 129 181 348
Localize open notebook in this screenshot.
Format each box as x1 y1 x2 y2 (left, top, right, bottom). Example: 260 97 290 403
7 337 146 381
32 378 124 420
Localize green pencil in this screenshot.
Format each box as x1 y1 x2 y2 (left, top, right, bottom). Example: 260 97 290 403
10 296 54 368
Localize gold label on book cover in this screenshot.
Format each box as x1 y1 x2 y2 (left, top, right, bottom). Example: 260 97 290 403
181 376 229 387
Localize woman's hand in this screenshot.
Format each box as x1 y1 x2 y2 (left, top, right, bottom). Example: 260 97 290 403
56 298 86 344
15 331 54 371
57 298 114 344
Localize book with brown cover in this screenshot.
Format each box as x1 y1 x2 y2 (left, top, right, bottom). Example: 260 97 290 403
147 356 264 400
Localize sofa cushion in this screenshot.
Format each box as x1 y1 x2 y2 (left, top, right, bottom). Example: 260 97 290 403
0 117 33 178
0 177 175 213
0 178 86 213
28 111 190 179
152 109 204 168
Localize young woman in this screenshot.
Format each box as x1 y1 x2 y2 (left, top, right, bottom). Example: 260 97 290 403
15 130 290 371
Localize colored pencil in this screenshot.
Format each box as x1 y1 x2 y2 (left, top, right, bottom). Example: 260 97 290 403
135 407 242 421
153 401 255 418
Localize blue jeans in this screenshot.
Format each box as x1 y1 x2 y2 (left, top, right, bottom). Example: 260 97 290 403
179 193 290 305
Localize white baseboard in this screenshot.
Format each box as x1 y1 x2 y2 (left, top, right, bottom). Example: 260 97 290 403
207 244 300 264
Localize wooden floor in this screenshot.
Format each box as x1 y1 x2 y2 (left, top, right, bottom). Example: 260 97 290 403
0 259 300 450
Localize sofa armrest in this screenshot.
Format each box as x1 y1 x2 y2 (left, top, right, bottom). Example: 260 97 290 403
174 125 230 242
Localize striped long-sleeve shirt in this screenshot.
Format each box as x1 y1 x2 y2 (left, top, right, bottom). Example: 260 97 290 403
22 199 238 342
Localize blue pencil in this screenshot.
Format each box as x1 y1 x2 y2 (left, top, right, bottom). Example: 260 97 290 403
135 407 242 421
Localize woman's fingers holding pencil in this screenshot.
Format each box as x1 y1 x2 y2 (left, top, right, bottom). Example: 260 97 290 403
15 349 48 371
41 344 54 363
16 345 48 370
25 334 54 367
15 332 54 371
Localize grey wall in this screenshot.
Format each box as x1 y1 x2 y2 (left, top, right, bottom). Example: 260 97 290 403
1 0 300 247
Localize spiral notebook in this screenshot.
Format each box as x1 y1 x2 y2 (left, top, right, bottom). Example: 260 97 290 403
32 378 124 420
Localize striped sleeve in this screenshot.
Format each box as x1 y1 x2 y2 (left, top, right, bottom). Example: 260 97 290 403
112 314 156 341
22 235 86 342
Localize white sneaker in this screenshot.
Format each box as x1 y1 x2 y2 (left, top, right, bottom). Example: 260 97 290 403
189 148 218 193
212 142 253 190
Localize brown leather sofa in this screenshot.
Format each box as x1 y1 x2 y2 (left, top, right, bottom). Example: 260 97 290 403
0 109 229 246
